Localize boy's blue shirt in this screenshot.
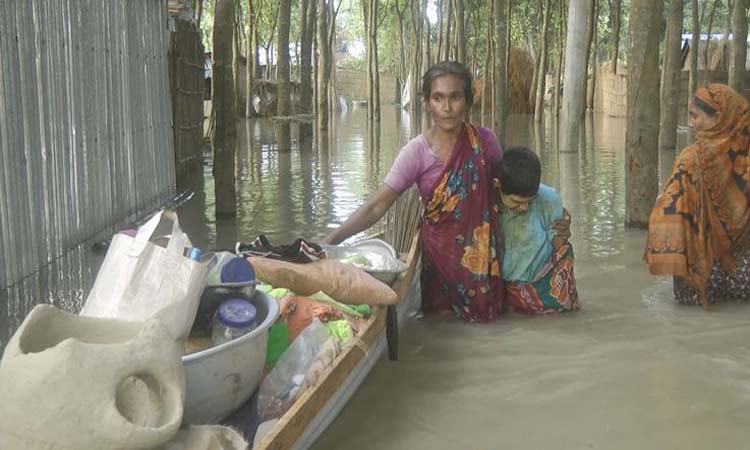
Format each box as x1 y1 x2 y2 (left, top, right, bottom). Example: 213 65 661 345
499 183 563 282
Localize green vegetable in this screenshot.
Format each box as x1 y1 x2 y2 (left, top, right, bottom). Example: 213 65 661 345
325 320 355 344
340 254 372 268
310 291 370 318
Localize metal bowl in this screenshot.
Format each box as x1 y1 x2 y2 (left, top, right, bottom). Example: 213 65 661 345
182 290 279 424
322 240 407 287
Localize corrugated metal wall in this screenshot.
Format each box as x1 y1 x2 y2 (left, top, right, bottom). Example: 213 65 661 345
0 0 176 288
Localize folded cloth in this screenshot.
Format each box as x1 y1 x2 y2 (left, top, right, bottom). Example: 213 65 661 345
237 235 326 264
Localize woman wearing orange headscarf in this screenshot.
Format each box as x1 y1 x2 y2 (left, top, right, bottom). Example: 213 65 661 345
645 84 750 306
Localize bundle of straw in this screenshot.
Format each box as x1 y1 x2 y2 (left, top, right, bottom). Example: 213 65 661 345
508 48 535 114
383 187 423 255
471 48 535 115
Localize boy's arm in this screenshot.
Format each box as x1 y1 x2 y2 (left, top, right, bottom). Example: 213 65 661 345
542 188 568 249
552 208 571 249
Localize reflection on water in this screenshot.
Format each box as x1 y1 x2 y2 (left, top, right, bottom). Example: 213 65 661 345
3 105 750 449
0 248 103 351
179 104 413 249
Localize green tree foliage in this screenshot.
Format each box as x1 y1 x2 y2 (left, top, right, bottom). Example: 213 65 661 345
194 0 698 78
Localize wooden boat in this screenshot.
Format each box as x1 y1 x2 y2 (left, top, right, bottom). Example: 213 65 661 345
254 190 423 450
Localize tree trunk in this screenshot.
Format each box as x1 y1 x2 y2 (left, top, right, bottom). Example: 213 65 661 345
582 0 596 113
265 3 281 79
660 0 684 152
253 26 261 79
588 12 598 110
196 0 203 24
729 0 747 91
395 0 407 103
721 0 733 78
313 12 319 117
245 0 256 118
365 0 381 121
610 0 621 73
276 0 291 152
471 11 480 78
455 0 467 64
371 0 380 121
317 0 330 134
236 0 244 55
445 0 453 60
364 0 372 119
327 0 339 114
560 0 591 152
704 0 718 73
554 1 566 116
299 0 313 114
506 0 511 70
213 0 237 217
528 0 543 111
481 23 492 125
529 36 540 110
426 5 433 68
493 0 508 144
436 0 444 62
535 0 551 123
408 0 423 117
233 23 241 117
626 0 662 228
690 0 700 94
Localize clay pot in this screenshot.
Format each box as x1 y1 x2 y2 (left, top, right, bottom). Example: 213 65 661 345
158 425 248 450
0 305 185 450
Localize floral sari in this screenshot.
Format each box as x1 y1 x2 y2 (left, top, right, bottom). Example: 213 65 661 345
505 244 581 314
420 124 503 322
645 84 750 307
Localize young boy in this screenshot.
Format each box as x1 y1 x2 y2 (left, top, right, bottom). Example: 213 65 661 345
494 147 580 314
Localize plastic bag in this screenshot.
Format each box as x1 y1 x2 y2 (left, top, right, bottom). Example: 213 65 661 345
256 319 332 421
81 210 208 341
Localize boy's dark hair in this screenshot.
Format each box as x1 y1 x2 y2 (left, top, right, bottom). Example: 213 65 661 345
494 147 542 197
422 60 473 106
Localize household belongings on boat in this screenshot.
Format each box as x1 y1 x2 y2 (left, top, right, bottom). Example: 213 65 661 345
217 237 408 446
186 253 260 353
0 305 249 450
0 219 408 449
182 255 279 425
237 235 326 263
322 238 408 285
243 232 421 449
80 210 209 341
182 238 405 427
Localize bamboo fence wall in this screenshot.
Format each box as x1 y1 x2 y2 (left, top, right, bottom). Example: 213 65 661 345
169 16 204 187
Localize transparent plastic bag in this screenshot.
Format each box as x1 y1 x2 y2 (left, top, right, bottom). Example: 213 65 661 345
256 319 331 421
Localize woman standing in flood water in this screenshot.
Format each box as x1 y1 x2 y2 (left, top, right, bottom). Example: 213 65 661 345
645 84 750 306
322 61 504 322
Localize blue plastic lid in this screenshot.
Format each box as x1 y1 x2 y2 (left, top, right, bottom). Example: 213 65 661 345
217 298 257 328
220 257 256 285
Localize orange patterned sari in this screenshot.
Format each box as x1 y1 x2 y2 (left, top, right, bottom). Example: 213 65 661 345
645 84 750 306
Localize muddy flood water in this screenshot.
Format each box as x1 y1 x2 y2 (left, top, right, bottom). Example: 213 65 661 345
3 104 750 449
